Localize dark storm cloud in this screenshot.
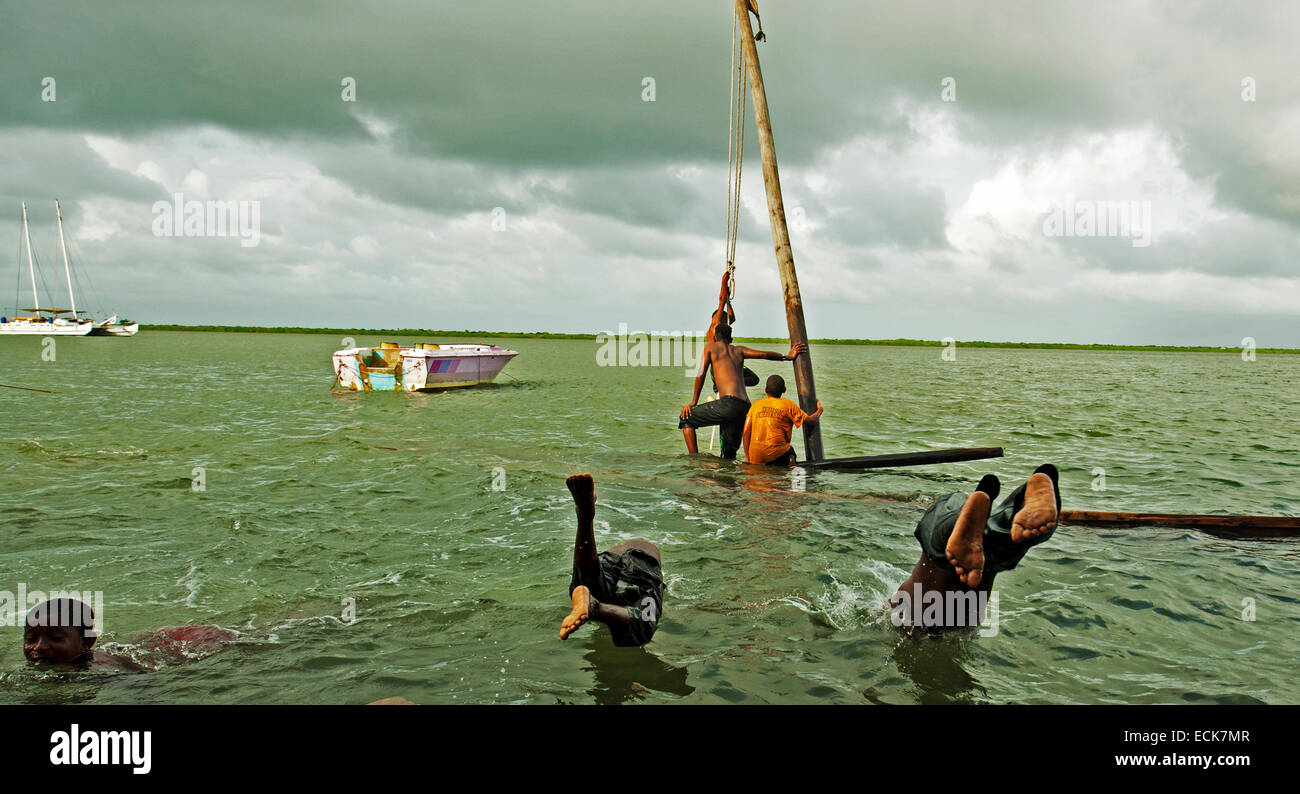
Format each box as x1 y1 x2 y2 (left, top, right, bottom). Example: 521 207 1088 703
0 1 1296 343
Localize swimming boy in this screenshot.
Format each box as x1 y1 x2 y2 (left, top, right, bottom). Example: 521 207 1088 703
890 465 1061 631
24 597 235 671
680 325 806 460
742 374 823 465
560 473 665 646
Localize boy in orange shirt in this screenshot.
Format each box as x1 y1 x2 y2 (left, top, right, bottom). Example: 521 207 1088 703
742 375 823 465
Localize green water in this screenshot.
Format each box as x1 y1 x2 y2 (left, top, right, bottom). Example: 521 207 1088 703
1 331 1298 704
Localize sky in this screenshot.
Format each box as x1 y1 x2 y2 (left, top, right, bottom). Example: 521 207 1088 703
1 0 1297 345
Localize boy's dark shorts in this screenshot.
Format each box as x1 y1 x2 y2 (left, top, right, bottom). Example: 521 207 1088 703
570 549 664 646
678 395 750 460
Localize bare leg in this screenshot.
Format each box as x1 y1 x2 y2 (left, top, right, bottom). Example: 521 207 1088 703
567 473 599 576
682 427 699 455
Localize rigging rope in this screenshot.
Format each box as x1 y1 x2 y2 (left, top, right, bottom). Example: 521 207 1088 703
724 12 747 301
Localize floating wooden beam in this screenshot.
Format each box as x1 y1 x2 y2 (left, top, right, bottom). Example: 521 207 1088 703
1060 510 1300 539
799 446 1003 471
0 382 59 394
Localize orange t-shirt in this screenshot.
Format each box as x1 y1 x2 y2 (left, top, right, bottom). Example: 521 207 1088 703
745 396 808 464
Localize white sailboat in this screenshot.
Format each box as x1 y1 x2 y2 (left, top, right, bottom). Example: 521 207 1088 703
0 202 93 336
53 201 139 338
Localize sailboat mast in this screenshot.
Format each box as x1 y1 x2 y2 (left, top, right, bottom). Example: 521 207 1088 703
733 0 824 461
56 200 77 319
21 202 39 313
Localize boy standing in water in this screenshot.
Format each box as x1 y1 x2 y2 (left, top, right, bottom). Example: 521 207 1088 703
891 465 1061 630
742 374 823 466
680 270 760 456
559 474 665 646
679 325 806 460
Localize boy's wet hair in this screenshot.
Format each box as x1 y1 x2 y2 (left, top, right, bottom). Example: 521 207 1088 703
25 598 96 638
766 374 786 396
715 324 732 342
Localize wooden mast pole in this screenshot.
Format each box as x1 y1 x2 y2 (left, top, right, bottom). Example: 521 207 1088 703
734 0 823 461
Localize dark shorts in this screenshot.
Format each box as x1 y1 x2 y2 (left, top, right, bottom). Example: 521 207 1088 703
755 446 796 466
678 395 750 460
570 549 664 646
914 464 1062 575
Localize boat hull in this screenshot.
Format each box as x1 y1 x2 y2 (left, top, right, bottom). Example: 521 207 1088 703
87 321 140 337
0 320 93 335
333 344 518 392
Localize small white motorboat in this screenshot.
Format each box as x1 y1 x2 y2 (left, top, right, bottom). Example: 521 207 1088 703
332 342 518 391
88 315 140 337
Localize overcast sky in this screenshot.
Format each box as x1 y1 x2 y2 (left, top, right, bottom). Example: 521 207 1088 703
1 0 1296 345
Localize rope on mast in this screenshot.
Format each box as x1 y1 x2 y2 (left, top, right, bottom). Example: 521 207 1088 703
724 12 747 300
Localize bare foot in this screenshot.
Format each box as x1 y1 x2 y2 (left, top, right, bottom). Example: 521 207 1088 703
945 491 989 587
560 585 594 640
1012 472 1058 542
566 473 596 517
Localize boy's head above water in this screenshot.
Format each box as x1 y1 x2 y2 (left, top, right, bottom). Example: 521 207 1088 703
24 598 98 666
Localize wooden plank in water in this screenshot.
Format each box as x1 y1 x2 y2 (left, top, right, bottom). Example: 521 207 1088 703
800 447 1004 471
1060 510 1300 539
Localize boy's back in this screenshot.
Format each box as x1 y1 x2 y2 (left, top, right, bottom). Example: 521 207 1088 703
745 395 808 464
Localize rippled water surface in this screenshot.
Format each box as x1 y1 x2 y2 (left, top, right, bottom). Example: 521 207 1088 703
2 332 1298 704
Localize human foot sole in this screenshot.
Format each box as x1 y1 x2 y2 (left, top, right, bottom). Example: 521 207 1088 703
1012 472 1058 542
946 490 989 587
560 586 592 640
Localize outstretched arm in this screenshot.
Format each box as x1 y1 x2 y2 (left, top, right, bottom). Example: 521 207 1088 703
706 272 736 341
717 270 733 312
736 342 808 362
720 270 736 325
806 400 824 423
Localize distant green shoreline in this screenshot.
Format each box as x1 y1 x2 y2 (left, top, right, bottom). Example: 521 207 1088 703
138 325 1297 354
